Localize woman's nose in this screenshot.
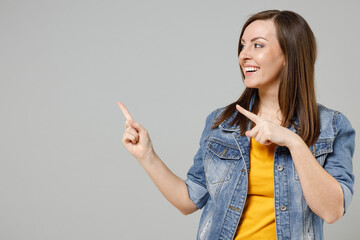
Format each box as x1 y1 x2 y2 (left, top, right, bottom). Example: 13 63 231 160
239 47 251 62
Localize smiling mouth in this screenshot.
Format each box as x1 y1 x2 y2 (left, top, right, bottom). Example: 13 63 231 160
244 66 260 73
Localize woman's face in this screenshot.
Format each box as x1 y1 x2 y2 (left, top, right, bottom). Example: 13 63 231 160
239 20 285 93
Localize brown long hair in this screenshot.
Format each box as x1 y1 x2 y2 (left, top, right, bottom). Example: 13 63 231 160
212 10 320 146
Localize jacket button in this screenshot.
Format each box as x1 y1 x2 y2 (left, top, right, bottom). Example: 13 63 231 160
277 165 284 171
280 205 287 211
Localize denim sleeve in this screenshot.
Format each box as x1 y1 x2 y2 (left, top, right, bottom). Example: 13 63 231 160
324 112 355 214
184 109 218 209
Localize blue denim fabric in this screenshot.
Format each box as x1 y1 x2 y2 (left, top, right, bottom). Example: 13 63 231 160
185 104 355 240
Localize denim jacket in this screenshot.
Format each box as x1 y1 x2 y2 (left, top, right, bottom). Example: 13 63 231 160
185 104 355 240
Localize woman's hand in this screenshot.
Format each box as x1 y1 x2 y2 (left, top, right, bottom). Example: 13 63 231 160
117 102 155 162
236 104 301 148
117 102 198 215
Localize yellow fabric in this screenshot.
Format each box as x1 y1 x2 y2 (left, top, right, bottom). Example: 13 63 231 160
234 138 277 240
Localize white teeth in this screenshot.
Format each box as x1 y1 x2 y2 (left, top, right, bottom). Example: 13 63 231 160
244 67 259 72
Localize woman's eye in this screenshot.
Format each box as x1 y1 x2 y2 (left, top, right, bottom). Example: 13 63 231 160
240 44 245 50
255 43 263 48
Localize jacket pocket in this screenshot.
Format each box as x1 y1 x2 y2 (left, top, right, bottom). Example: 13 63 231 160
294 138 333 181
312 139 334 166
205 138 241 184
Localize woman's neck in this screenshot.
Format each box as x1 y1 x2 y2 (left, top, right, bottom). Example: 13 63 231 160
257 88 282 124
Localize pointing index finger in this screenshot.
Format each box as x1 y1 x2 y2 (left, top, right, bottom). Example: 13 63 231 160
117 101 134 121
236 104 261 124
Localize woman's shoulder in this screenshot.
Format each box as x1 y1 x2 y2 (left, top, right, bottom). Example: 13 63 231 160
205 107 227 123
317 103 354 138
317 103 350 122
317 103 339 114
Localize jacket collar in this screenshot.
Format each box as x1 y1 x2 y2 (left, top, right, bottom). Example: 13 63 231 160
289 115 300 133
218 93 256 132
218 111 241 132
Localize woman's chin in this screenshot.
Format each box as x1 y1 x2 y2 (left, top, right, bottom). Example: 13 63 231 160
243 80 259 89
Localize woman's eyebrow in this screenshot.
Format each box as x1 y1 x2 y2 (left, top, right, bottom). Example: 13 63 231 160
241 37 268 43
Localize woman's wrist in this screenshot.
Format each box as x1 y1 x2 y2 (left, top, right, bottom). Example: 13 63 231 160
138 148 158 168
286 131 305 151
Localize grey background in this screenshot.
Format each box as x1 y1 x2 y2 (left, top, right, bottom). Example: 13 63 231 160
0 0 359 239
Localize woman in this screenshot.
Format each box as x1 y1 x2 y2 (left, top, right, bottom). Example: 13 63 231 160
118 10 355 240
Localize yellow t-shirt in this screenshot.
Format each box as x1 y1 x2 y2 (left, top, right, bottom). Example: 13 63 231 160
234 138 277 240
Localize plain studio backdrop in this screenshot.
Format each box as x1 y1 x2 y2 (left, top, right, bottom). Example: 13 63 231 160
0 0 359 239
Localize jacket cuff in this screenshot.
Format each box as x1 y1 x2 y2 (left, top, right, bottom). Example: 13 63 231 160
340 182 353 215
185 178 209 209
